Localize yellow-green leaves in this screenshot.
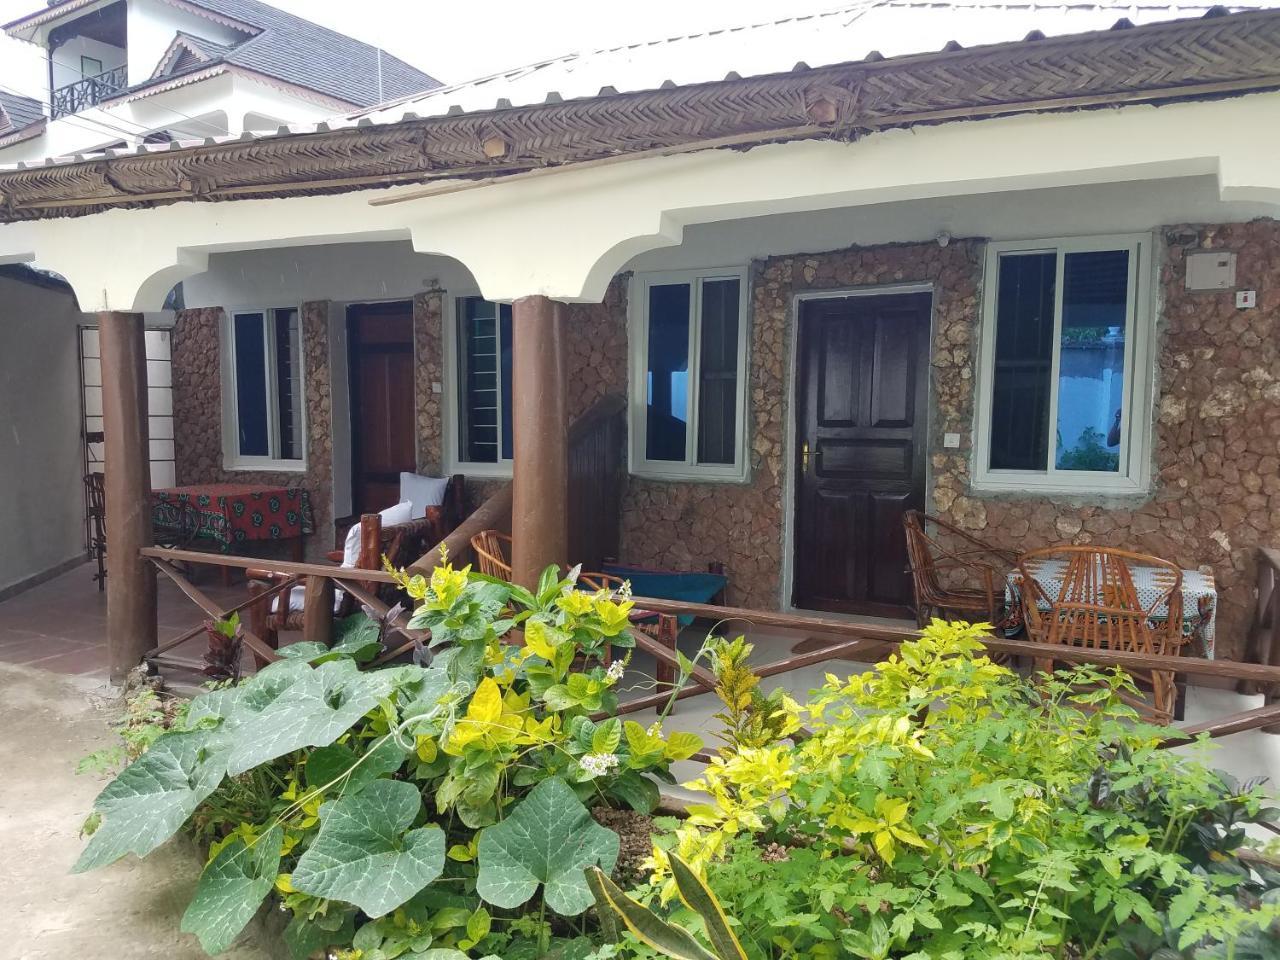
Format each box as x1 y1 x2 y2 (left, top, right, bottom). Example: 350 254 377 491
839 794 929 864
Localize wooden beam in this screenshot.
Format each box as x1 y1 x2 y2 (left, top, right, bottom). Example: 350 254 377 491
1159 702 1280 747
410 482 512 573
510 295 568 588
99 311 156 683
141 547 405 583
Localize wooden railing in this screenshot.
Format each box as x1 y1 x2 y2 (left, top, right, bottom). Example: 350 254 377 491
1243 548 1280 729
137 544 1280 745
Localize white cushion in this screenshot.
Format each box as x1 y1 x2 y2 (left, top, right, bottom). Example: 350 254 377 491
287 584 345 614
400 472 450 519
341 500 413 568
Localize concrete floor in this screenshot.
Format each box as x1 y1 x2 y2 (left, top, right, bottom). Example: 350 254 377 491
0 663 274 959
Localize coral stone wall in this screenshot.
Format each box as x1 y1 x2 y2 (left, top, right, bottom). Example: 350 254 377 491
413 290 446 475
620 241 982 610
929 222 1279 661
171 302 335 554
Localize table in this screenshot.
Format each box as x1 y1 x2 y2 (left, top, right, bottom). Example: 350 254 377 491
151 484 313 559
1006 559 1217 658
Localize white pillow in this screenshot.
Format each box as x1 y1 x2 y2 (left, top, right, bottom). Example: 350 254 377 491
400 472 450 519
342 500 414 568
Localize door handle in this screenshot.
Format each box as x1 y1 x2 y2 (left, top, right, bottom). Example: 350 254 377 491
802 442 819 472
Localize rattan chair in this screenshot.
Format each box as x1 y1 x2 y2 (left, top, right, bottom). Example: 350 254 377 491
1016 545 1185 723
903 510 1020 630
471 530 513 579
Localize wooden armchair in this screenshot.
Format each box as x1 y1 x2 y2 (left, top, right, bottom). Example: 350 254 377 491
1017 545 1185 723
903 510 1019 630
247 512 441 653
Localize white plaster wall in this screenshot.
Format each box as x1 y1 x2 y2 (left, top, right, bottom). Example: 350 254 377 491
50 36 126 90
0 276 87 594
182 241 477 308
126 0 249 85
327 302 352 523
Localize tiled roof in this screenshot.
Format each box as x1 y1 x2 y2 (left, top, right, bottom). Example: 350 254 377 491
0 89 43 133
8 0 443 107
350 0 1280 124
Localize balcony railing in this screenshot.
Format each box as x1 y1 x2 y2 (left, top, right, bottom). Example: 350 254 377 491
51 65 128 119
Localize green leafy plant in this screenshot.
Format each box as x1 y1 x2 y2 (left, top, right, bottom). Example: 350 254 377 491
589 853 746 960
74 560 702 958
653 621 1280 960
1057 425 1120 472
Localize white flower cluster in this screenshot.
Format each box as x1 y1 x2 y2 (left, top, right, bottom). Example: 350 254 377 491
605 659 626 683
580 752 621 778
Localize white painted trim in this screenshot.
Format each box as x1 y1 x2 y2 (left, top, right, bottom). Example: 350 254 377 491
971 232 1155 495
779 282 936 612
442 290 514 478
220 305 307 472
627 266 751 483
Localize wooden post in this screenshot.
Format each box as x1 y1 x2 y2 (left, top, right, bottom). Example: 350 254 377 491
510 295 569 588
98 311 157 683
302 576 336 646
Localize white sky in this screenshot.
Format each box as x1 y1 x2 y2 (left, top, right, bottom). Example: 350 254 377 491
0 0 829 105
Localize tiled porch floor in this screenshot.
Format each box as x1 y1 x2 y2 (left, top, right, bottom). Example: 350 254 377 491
0 561 244 676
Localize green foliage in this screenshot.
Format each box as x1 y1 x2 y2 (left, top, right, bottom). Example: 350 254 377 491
589 853 745 960
75 560 699 958
77 685 189 776
653 621 1280 960
1057 425 1120 472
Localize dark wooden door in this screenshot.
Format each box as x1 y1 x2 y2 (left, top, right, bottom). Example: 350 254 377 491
348 302 416 517
792 293 931 617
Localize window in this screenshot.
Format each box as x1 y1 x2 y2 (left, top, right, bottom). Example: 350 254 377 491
224 308 304 468
80 56 103 79
630 268 749 481
974 235 1152 493
452 296 513 471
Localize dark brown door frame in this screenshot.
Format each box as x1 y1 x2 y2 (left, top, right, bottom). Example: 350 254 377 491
785 286 934 619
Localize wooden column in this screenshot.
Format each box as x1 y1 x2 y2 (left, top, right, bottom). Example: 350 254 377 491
510 295 569 588
99 311 157 682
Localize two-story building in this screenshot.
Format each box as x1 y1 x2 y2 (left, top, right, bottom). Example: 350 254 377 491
0 0 440 164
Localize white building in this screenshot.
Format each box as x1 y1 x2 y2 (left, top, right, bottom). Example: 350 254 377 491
0 0 441 165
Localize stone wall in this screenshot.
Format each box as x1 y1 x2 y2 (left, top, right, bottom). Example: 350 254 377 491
620 241 981 610
171 302 336 554
413 290 446 475
926 221 1280 661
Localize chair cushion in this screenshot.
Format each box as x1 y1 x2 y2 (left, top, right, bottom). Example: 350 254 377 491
342 500 413 568
287 585 346 614
400 473 450 519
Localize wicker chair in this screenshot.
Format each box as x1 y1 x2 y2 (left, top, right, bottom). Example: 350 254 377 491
85 472 106 591
471 530 513 579
1016 545 1185 723
902 510 1020 630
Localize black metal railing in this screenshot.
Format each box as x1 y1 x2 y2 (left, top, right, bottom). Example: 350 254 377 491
51 65 128 119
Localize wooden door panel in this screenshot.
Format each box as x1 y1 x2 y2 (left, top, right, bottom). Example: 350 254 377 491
793 292 930 617
348 302 416 517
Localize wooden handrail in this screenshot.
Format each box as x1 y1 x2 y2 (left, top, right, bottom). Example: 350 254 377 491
142 547 404 584
410 484 513 574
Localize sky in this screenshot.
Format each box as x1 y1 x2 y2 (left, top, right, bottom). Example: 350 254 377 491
0 0 831 106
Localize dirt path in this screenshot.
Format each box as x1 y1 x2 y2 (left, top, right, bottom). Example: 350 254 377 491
0 664 276 959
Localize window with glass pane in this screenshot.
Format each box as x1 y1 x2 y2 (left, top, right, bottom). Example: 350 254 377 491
457 297 513 464
636 271 746 477
230 308 304 462
983 240 1136 482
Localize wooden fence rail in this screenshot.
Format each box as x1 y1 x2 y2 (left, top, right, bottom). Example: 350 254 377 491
138 547 1280 744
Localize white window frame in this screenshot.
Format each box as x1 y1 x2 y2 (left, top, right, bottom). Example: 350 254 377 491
628 267 751 482
973 233 1155 495
220 306 307 472
443 293 514 478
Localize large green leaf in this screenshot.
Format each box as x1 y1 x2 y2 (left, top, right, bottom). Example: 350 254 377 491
73 729 228 872
224 659 397 774
475 776 618 916
305 735 408 794
180 825 283 954
291 779 445 917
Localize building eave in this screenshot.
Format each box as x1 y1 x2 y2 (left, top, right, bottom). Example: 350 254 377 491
2 7 1280 222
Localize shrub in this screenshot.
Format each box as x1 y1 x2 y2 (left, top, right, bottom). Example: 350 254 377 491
74 561 702 958
637 622 1280 960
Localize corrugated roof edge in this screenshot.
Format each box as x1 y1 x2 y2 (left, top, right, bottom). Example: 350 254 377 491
2 5 1279 220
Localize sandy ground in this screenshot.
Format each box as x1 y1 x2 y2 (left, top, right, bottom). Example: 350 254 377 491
0 663 276 959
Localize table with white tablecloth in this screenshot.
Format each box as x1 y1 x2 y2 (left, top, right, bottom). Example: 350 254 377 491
1006 559 1217 658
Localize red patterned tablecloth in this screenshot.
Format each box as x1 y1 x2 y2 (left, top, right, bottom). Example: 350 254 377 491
151 484 312 550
